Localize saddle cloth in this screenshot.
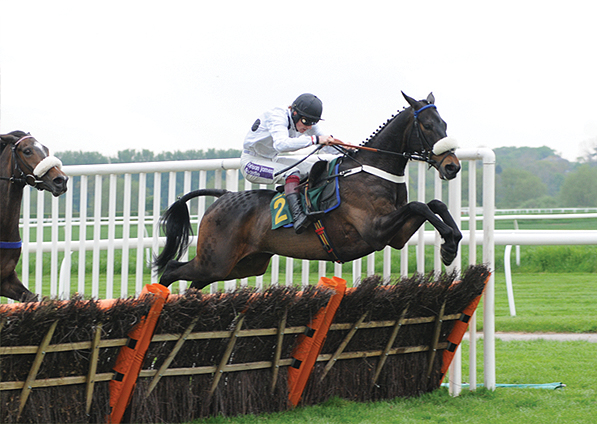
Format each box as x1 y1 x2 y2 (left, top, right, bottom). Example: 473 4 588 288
270 158 341 230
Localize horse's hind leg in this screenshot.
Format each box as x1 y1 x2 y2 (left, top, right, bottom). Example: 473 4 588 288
1 272 38 302
159 257 218 289
160 252 273 291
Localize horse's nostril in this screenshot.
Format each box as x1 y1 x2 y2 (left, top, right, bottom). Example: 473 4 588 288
446 164 460 173
54 176 68 187
442 163 461 180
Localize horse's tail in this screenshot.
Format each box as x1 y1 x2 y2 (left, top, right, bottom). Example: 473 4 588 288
153 189 228 274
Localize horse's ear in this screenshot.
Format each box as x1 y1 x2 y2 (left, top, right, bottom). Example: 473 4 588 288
426 92 435 104
0 131 28 144
0 134 17 144
402 91 417 108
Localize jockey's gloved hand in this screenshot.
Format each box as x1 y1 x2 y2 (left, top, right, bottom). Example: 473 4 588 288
317 135 335 145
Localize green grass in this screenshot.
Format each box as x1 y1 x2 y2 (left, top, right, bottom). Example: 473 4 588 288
191 339 596 423
458 217 597 231
514 246 597 273
490 273 597 333
493 217 597 231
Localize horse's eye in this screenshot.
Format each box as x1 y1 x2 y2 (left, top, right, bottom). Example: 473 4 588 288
423 123 432 130
23 148 32 155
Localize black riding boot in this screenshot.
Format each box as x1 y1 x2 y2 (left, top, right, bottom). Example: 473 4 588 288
286 192 310 234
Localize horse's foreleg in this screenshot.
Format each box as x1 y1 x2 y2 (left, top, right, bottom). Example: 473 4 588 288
386 213 426 250
427 199 462 263
385 200 460 266
1 272 38 302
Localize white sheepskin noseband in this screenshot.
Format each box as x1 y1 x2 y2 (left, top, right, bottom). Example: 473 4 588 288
33 156 63 177
432 137 459 155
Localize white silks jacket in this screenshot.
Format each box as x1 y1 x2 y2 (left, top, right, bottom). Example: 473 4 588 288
243 107 335 158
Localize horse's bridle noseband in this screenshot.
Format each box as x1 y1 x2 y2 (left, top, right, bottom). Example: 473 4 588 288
411 104 438 161
410 104 456 169
0 135 62 190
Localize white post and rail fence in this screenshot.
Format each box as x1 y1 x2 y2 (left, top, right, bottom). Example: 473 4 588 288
9 147 597 395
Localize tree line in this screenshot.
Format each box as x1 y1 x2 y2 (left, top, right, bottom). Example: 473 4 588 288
54 145 597 209
57 148 242 165
492 145 597 208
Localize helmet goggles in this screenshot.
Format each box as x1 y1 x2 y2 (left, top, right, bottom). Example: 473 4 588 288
300 116 319 126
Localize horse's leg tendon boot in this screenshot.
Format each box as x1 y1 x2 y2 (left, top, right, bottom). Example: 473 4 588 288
286 192 310 234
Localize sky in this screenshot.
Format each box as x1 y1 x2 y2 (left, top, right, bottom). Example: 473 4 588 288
1 1 596 162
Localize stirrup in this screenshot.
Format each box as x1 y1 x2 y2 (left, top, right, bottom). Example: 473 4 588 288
305 209 325 219
293 215 310 234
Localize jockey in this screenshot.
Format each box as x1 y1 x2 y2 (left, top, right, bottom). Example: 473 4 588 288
241 93 336 234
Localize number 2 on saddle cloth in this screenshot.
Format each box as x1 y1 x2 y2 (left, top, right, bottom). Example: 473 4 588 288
270 159 341 229
269 159 343 262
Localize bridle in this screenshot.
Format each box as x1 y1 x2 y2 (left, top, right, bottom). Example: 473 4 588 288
412 104 437 153
331 103 456 168
1 135 63 250
0 135 62 190
411 103 455 169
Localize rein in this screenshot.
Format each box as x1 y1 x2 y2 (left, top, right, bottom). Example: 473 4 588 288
332 103 448 166
270 103 455 184
273 144 325 177
329 139 430 163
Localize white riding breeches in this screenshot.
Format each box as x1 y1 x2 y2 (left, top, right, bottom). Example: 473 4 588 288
240 151 313 185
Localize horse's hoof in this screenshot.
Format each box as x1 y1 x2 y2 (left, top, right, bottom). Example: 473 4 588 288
440 246 457 266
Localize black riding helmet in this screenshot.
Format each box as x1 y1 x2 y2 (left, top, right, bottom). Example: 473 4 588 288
291 93 323 126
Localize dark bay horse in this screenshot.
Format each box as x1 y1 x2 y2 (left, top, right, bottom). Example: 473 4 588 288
0 131 68 301
154 92 462 289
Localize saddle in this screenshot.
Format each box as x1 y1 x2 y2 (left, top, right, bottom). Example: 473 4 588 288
270 158 341 230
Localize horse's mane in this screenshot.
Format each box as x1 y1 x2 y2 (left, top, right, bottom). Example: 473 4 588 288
0 130 29 155
345 107 409 159
362 111 401 146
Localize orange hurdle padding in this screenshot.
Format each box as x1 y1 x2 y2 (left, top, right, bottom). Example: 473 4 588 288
0 296 121 314
288 276 346 407
439 273 490 381
107 283 169 424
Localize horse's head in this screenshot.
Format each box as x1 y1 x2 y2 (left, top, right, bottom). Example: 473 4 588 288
0 131 68 196
402 92 461 180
